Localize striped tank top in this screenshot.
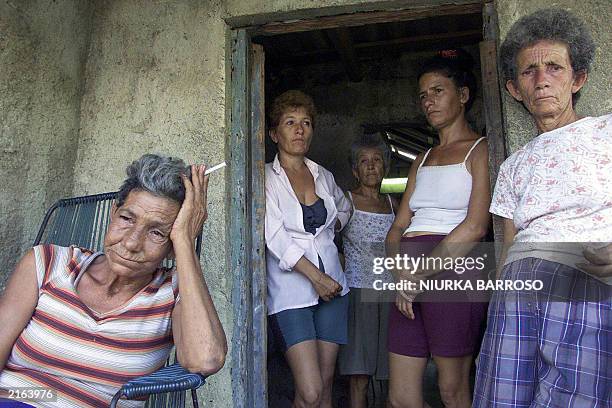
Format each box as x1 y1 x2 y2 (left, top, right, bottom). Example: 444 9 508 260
0 245 178 407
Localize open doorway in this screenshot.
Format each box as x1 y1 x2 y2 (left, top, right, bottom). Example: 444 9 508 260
227 3 505 407
257 11 485 408
257 10 485 192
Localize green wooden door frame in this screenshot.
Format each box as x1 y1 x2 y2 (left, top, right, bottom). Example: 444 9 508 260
228 28 267 408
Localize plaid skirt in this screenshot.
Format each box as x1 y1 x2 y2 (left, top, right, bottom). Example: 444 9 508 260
473 257 611 408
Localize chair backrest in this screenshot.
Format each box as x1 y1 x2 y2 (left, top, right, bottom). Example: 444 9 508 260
34 192 202 268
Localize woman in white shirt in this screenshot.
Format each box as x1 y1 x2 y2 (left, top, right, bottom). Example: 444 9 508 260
265 90 351 408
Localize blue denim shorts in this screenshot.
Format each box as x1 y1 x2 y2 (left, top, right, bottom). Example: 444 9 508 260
269 294 349 352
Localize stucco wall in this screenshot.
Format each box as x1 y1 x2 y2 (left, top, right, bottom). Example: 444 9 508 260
0 0 93 289
495 0 612 153
73 1 230 405
1 0 609 406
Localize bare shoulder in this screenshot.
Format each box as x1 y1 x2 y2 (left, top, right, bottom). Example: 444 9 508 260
8 248 36 282
0 249 38 307
473 138 489 154
469 139 489 163
409 151 427 173
414 151 428 166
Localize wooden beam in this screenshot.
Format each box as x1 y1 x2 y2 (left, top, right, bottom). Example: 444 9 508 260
255 3 482 36
353 29 482 50
479 1 506 246
249 43 268 408
229 28 252 408
326 27 363 82
285 29 482 61
482 0 498 41
229 31 270 408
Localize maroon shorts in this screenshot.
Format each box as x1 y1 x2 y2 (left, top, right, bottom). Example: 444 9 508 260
387 234 488 357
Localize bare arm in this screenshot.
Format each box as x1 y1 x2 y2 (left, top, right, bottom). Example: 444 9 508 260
0 250 38 371
390 196 401 215
385 154 423 263
330 174 352 231
384 156 422 320
171 165 227 375
385 154 425 319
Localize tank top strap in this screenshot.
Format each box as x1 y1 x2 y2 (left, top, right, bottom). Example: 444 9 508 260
386 194 395 215
419 148 433 169
463 137 486 163
347 191 355 212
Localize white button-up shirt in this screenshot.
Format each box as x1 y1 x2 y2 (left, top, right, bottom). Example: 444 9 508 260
265 155 351 315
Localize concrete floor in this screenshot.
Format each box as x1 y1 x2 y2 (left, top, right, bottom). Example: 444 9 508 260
268 348 451 408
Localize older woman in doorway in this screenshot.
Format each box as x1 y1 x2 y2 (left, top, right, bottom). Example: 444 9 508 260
473 8 611 407
337 134 398 408
0 154 227 407
385 50 490 408
265 90 351 408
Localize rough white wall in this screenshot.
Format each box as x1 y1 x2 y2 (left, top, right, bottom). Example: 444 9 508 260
2 0 609 405
0 0 93 289
73 1 230 405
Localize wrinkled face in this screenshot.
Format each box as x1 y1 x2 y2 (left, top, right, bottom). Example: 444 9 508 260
418 72 468 130
270 107 313 157
506 40 585 120
353 147 385 187
104 190 180 278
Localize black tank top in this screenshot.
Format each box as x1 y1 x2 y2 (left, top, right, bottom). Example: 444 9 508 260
301 198 327 235
301 198 328 272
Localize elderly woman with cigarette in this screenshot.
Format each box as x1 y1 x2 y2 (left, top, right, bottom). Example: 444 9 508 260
0 154 227 407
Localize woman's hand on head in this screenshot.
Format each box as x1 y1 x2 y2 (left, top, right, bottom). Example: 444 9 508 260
170 164 210 246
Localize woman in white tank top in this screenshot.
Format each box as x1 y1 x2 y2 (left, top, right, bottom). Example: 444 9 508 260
385 50 491 408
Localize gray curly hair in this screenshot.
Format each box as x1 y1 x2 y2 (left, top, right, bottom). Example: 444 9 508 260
500 8 595 105
349 133 391 173
116 154 190 207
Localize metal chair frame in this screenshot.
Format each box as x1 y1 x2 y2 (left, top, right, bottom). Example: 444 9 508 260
34 192 206 408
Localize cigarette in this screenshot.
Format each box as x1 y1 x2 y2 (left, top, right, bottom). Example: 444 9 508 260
204 161 226 175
